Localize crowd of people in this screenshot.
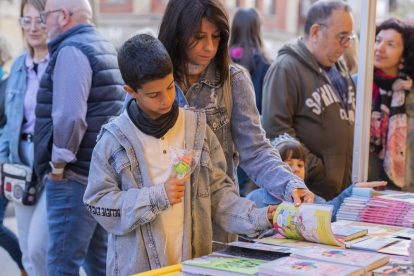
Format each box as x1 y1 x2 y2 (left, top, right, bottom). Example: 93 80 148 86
0 0 413 275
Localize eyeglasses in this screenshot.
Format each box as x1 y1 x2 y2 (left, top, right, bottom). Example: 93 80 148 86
39 8 73 24
19 17 43 30
318 23 356 46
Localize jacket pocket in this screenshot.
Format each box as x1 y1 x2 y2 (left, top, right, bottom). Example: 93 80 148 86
108 147 130 174
197 145 212 197
205 107 229 153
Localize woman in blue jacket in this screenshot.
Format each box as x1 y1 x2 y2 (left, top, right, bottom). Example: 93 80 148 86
0 1 49 275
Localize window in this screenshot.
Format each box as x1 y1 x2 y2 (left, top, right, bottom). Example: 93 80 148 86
263 0 275 14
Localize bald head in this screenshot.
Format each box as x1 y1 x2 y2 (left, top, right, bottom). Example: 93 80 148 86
46 0 92 24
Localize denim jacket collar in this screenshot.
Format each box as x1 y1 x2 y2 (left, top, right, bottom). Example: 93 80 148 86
199 59 221 89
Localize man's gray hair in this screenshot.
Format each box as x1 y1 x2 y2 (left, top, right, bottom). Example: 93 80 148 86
0 32 11 67
304 1 352 37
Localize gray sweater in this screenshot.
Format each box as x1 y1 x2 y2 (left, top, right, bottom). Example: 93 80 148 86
262 38 356 200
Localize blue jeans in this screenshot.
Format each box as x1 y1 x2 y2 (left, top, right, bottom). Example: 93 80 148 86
46 178 107 276
0 196 24 269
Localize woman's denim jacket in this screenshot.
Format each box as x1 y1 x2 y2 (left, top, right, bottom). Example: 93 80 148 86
83 108 273 276
0 53 27 164
123 61 307 199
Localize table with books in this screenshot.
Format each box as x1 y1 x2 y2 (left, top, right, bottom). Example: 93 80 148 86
136 189 414 276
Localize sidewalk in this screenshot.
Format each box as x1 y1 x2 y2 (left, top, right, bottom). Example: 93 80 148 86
0 204 87 275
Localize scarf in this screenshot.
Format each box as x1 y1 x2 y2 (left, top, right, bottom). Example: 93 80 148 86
127 98 179 139
370 70 413 187
187 62 209 76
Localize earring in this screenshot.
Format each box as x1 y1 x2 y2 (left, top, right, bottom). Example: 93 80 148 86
399 63 404 70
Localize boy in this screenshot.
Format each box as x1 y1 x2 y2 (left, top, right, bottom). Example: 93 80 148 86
83 34 276 275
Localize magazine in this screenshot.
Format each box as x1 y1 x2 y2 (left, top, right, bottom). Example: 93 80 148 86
272 202 345 247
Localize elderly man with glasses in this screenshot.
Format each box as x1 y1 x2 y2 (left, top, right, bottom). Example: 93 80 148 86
33 0 125 275
262 1 357 201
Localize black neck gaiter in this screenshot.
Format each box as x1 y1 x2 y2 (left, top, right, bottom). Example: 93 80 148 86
127 98 179 139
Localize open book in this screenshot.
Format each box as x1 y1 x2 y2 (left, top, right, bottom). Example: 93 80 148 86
272 202 345 247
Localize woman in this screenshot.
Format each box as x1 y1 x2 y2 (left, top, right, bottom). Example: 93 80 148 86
0 32 27 276
158 0 313 247
367 18 414 191
0 1 49 275
228 8 272 197
229 8 271 115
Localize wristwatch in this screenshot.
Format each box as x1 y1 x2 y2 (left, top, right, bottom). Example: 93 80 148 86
49 161 64 175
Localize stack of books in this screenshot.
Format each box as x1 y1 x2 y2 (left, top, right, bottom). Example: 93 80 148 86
336 192 414 228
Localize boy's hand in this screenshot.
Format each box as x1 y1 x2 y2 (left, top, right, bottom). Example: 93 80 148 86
291 188 314 207
164 176 189 206
267 205 278 223
355 181 387 188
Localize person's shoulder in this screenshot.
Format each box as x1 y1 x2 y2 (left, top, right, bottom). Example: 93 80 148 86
229 63 250 83
9 52 27 72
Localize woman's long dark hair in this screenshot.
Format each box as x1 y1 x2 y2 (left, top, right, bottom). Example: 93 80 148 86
158 0 231 86
229 8 270 72
376 18 414 79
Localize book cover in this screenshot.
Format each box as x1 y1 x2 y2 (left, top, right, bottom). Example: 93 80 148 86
378 240 410 257
226 241 294 253
332 225 368 242
272 202 344 247
373 258 414 275
182 256 265 276
212 246 290 262
258 257 364 276
291 248 389 271
255 236 339 250
349 236 400 252
331 220 405 237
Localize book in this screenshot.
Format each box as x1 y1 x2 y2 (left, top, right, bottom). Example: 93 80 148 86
378 239 410 257
258 256 365 276
255 235 339 250
182 256 266 276
372 258 414 275
226 241 295 253
211 246 290 261
332 225 368 242
332 220 406 238
349 236 400 251
291 248 389 271
272 201 344 247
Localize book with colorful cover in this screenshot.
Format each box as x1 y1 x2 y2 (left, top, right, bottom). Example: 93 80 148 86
272 202 345 247
373 258 414 275
182 256 266 276
331 225 368 242
258 256 364 276
291 248 389 271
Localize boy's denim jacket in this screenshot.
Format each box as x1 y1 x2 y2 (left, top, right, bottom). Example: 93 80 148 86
83 108 273 275
0 53 27 164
